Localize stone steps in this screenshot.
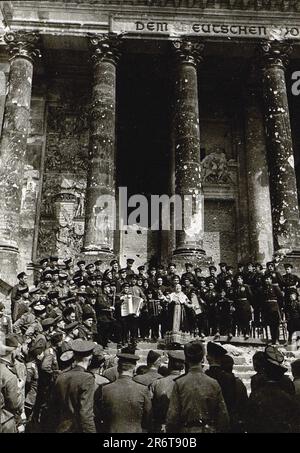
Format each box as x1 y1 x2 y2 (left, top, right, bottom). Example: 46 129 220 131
105 340 298 394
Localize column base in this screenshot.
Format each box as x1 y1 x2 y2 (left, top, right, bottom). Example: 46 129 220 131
80 248 117 268
0 244 19 286
171 249 213 274
281 249 300 275
173 246 206 256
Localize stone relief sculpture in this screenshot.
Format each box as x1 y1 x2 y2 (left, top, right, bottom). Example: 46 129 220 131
201 146 234 184
75 192 85 218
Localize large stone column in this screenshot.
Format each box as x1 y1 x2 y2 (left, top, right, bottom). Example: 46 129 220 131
172 39 205 258
0 31 41 283
259 41 300 253
244 67 274 263
82 34 121 257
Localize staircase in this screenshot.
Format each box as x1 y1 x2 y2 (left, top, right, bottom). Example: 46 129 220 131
106 339 300 394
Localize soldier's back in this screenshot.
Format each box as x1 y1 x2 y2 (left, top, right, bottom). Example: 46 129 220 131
246 381 300 433
166 365 229 433
51 365 96 433
101 375 151 433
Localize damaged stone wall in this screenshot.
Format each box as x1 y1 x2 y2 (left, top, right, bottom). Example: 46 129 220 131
36 78 90 260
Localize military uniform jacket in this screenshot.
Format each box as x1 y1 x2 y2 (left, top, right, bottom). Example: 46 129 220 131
98 375 151 433
151 371 181 428
77 324 94 341
133 369 162 387
50 365 96 433
282 274 300 293
95 293 113 322
166 365 229 433
0 358 23 425
205 365 237 418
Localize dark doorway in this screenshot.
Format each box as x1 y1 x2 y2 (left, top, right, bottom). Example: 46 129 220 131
116 52 172 207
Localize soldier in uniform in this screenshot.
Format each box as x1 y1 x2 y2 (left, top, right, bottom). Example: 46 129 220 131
94 260 103 278
261 275 284 345
285 289 300 345
11 272 29 323
148 266 157 290
133 350 162 387
151 350 185 432
233 274 253 339
265 261 283 288
246 345 300 433
282 263 300 305
181 263 196 286
217 262 228 290
73 260 86 282
49 256 59 271
95 282 116 348
205 266 218 287
165 263 180 288
221 355 248 433
205 280 219 336
166 340 229 433
78 313 94 341
0 334 24 433
125 258 135 278
205 341 237 423
48 340 96 433
96 352 151 433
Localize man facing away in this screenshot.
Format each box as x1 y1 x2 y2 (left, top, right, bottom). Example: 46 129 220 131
96 353 152 433
48 340 96 433
166 340 229 433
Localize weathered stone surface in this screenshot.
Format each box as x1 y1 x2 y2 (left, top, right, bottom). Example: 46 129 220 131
244 69 273 263
172 39 205 255
83 34 121 255
260 41 300 253
0 31 40 284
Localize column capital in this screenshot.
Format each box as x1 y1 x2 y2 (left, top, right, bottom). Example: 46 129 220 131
257 40 293 70
88 33 122 66
4 31 41 63
172 38 204 67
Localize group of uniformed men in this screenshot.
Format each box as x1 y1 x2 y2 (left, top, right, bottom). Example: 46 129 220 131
6 256 300 349
1 254 300 433
2 332 300 433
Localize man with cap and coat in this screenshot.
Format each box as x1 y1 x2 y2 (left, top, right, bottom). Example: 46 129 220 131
151 350 185 432
95 352 151 433
48 339 96 433
11 272 29 323
181 263 196 286
282 263 300 304
246 345 300 433
205 341 237 422
133 350 162 387
0 334 24 433
217 262 228 290
96 281 118 348
166 340 229 433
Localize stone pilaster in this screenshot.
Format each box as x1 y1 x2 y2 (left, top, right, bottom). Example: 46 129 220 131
0 31 41 283
82 34 121 257
244 66 274 263
259 40 300 253
172 38 206 259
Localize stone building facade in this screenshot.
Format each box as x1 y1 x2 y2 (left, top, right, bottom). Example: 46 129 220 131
0 0 300 283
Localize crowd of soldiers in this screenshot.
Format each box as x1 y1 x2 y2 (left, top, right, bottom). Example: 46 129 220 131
1 254 300 433
5 255 300 348
2 333 300 433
